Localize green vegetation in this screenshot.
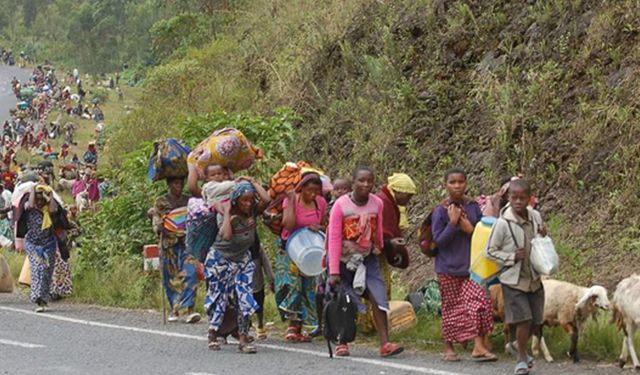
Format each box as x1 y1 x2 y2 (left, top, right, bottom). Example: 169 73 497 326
4 0 640 362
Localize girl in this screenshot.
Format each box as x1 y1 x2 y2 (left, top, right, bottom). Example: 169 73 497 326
205 178 270 353
276 172 326 342
432 168 496 362
327 166 403 358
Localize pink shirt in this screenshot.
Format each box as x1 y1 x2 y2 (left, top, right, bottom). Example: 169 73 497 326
327 194 384 275
281 195 327 240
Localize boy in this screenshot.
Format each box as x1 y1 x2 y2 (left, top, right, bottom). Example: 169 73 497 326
201 164 234 205
487 179 546 375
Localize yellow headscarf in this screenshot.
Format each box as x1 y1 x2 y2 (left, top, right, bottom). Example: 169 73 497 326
387 173 416 230
35 185 53 230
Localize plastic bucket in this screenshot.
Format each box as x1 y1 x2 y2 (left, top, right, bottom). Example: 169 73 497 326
286 228 325 276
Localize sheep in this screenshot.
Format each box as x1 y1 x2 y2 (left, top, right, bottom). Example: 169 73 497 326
611 274 640 370
489 279 610 363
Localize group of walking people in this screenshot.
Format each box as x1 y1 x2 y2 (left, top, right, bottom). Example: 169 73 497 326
151 152 546 373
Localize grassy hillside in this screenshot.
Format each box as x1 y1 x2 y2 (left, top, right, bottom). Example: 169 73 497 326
103 0 640 290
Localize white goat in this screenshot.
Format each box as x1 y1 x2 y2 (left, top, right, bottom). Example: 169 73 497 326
531 279 610 363
612 274 640 370
75 191 89 212
490 280 609 363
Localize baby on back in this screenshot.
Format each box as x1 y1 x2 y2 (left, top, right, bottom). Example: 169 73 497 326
201 164 235 205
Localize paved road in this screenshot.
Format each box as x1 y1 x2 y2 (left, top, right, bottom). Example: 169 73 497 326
0 65 32 122
0 292 626 375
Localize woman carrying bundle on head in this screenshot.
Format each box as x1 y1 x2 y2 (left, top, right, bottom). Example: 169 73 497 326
204 178 271 353
275 172 326 342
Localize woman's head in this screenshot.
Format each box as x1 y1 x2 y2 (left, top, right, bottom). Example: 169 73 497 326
296 172 322 203
166 177 184 196
387 173 416 206
35 185 52 208
352 166 375 200
444 167 467 201
508 179 531 215
231 181 257 215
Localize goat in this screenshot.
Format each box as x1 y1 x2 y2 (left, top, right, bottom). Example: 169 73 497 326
612 274 640 370
490 279 609 363
75 191 89 212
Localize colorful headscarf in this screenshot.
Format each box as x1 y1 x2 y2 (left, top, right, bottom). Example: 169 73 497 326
387 173 417 194
295 172 321 192
35 184 53 230
230 181 256 205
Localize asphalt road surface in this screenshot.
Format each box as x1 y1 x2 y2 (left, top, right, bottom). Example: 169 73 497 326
0 65 32 122
0 292 627 375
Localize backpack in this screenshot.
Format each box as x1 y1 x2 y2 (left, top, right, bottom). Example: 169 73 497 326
418 200 449 257
323 287 357 358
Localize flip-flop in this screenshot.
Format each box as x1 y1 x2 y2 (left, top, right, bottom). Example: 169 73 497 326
506 342 534 368
515 360 530 374
472 351 498 362
442 352 461 362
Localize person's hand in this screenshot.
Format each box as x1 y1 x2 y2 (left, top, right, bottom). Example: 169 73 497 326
447 204 462 225
235 176 255 184
328 275 340 287
213 200 231 214
308 224 323 232
515 248 527 261
286 190 296 200
390 238 406 247
538 225 547 237
269 281 275 294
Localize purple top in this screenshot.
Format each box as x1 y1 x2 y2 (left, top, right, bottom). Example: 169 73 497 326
432 200 482 277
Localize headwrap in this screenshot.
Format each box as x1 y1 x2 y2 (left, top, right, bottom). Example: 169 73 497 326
35 184 53 230
295 172 321 192
387 173 417 194
230 181 256 205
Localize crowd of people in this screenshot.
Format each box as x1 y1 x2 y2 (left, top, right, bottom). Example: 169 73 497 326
1 61 552 375
1 64 116 314
148 144 546 375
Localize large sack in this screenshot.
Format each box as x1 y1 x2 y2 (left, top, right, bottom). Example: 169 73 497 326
18 257 30 286
187 128 261 174
262 161 310 235
147 138 191 182
0 254 14 293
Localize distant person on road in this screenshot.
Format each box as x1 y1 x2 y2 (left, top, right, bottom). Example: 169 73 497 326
152 177 201 324
204 178 271 353
431 168 496 363
20 184 60 312
326 166 404 358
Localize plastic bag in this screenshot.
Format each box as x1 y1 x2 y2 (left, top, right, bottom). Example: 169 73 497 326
530 236 559 275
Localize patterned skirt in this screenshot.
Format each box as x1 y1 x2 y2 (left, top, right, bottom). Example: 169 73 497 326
437 273 493 343
161 239 199 311
204 250 258 333
24 239 57 304
274 248 317 328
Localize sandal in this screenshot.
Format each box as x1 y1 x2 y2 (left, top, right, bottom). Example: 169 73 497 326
335 343 350 357
506 342 534 369
442 352 460 362
208 330 220 351
472 351 498 362
515 361 529 375
380 342 404 358
238 343 257 354
256 327 267 340
285 326 312 343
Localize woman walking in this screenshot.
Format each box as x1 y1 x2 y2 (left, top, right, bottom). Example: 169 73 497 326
326 166 403 358
22 184 59 312
432 168 496 362
205 178 271 353
275 172 326 342
153 177 201 324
